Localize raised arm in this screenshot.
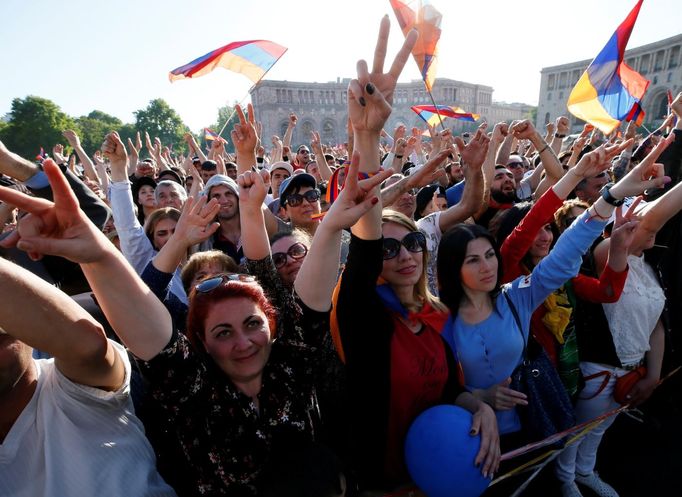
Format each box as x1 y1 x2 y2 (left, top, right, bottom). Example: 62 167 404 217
437 132 487 231
282 113 297 151
0 256 124 390
310 131 333 181
151 195 219 274
349 16 417 240
231 104 259 174
295 151 390 311
63 129 101 184
0 158 172 362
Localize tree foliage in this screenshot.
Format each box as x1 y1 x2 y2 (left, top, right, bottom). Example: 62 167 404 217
0 96 78 159
134 99 189 151
75 110 123 154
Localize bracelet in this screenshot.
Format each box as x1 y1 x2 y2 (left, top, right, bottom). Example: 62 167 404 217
395 154 404 159
538 144 550 154
587 203 610 221
555 133 567 139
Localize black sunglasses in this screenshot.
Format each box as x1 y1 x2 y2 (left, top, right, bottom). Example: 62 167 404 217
194 273 256 293
382 231 426 260
272 242 308 269
507 162 524 169
284 189 320 207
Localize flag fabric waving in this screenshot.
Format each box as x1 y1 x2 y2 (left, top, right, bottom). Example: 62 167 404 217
567 0 649 134
389 0 442 91
204 128 219 141
169 40 288 84
411 104 479 127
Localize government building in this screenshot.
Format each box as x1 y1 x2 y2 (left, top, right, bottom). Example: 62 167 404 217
536 33 682 132
251 78 535 147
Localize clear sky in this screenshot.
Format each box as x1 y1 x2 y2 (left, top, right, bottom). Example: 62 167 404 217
1 0 679 132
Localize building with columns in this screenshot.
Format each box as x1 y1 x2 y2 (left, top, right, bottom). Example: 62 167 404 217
536 33 682 132
250 77 535 147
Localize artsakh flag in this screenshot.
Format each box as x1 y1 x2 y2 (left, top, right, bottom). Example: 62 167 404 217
411 104 479 127
204 128 219 141
169 40 288 84
567 0 649 134
389 0 442 92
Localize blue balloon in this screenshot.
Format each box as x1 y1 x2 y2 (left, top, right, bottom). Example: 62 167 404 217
405 405 492 497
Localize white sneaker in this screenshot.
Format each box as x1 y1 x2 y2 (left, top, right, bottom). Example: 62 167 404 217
561 481 584 497
575 472 619 497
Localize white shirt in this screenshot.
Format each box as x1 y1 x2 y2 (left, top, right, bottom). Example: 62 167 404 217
0 341 176 497
602 254 665 365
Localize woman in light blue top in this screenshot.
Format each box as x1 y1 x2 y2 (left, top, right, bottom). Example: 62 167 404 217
436 136 670 440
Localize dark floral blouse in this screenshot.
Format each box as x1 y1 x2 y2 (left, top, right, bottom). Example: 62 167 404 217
137 257 331 496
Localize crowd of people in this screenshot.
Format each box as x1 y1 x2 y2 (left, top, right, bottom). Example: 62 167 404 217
1 16 681 497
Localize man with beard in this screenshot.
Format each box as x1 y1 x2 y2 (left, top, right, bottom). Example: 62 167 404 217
475 165 518 229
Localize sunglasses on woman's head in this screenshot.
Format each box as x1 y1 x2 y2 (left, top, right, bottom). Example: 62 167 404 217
272 242 308 269
284 189 320 207
194 273 257 293
382 231 426 260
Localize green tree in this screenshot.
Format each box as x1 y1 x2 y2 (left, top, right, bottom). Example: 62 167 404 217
134 99 188 152
0 96 78 159
75 110 123 154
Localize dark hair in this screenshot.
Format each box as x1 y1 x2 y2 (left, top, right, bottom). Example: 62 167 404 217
495 202 560 269
200 160 217 171
495 202 533 247
437 224 503 315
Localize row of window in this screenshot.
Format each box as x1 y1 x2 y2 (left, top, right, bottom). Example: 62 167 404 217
546 45 681 91
274 89 348 105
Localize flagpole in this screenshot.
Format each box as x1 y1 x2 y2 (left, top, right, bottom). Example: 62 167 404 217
426 87 447 131
217 48 289 140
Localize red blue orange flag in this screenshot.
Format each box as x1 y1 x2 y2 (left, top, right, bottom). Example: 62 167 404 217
204 128 219 141
169 40 288 84
567 0 649 134
411 105 479 127
625 101 645 127
389 0 442 92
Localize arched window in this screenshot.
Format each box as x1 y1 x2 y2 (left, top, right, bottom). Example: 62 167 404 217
322 120 336 143
655 93 668 120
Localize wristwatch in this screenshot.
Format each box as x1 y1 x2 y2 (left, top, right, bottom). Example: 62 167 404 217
555 133 567 138
600 182 625 206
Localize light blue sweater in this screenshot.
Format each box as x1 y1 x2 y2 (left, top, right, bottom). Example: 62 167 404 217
441 209 607 434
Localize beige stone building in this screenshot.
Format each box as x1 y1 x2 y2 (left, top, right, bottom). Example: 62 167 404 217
251 77 535 147
536 33 682 133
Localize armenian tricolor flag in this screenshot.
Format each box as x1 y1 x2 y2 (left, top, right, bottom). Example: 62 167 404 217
169 40 288 84
204 128 219 141
390 0 442 92
411 104 479 127
567 0 649 134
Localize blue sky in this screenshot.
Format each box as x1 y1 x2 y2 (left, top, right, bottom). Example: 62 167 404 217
1 0 679 132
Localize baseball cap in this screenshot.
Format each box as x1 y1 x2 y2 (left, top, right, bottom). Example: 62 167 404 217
279 173 317 205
